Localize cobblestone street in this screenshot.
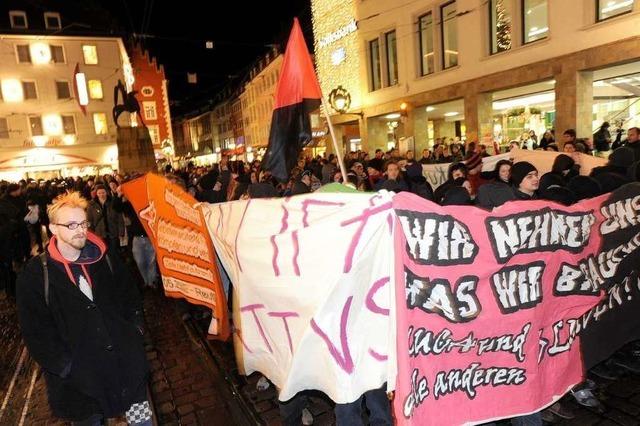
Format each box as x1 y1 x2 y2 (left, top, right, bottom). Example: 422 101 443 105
4 287 640 425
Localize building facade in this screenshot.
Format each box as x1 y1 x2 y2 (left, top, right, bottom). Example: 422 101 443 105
0 7 138 180
312 0 640 153
240 49 282 161
130 43 173 160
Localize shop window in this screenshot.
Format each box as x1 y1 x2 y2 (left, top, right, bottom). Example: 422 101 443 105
385 30 398 86
29 116 43 136
56 80 71 99
88 80 103 99
62 115 76 134
441 1 459 68
51 45 65 63
93 113 108 135
16 45 31 63
369 39 382 91
22 81 37 100
490 0 512 54
82 45 98 65
523 0 548 43
9 11 27 29
418 13 435 76
44 12 61 29
597 0 634 21
0 118 8 138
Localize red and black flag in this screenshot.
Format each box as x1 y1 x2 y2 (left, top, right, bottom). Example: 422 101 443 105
262 18 322 182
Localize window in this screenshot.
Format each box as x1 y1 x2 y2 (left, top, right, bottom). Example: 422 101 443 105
9 11 27 29
93 113 108 134
51 45 65 63
82 45 98 65
0 118 8 138
441 1 459 68
16 45 31 63
385 31 398 86
62 115 76 134
522 0 548 43
88 80 103 99
44 12 61 29
22 81 37 100
148 125 160 145
490 0 513 54
56 81 71 99
143 101 157 120
597 0 634 21
418 13 435 76
29 116 43 136
369 39 382 91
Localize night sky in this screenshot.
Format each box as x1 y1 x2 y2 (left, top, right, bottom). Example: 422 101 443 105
96 0 313 115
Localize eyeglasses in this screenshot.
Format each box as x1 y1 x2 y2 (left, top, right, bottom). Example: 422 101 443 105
53 220 90 230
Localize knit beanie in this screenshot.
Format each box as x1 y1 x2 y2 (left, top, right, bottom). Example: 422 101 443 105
510 162 537 187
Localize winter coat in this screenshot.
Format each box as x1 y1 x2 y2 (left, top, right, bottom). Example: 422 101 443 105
16 233 148 420
87 198 124 240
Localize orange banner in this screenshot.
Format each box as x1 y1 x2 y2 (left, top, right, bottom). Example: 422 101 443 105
122 173 229 340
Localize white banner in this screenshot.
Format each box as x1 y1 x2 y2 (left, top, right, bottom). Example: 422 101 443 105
422 151 605 190
204 191 396 403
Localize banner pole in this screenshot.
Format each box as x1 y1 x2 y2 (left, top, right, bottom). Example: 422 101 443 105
320 96 349 182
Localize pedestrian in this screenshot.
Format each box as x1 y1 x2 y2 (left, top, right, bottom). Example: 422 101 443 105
16 192 151 425
86 184 124 250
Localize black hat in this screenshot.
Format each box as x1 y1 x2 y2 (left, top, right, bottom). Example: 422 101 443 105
510 162 537 187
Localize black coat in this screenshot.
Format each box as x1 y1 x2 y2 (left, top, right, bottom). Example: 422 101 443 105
16 235 148 420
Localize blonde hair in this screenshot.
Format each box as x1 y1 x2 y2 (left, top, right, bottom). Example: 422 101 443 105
47 191 88 223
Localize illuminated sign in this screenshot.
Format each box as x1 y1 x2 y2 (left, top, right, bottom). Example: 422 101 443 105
318 19 357 49
75 73 89 106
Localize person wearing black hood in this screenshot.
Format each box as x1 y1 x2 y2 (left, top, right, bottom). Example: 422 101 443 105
433 162 468 204
196 172 225 204
16 192 151 425
475 160 514 210
291 170 312 195
551 154 579 183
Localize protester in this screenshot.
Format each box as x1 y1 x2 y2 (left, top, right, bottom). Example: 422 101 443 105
16 192 151 426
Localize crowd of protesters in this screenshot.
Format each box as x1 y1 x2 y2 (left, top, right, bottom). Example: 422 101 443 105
2 124 640 425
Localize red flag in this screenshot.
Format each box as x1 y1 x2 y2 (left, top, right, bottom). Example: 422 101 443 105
262 18 322 182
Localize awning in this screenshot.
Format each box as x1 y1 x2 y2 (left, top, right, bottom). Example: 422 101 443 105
0 143 118 171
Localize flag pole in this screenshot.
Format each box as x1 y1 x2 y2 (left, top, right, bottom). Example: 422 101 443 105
320 96 349 182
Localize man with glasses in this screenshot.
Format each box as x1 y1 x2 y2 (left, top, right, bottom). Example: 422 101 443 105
16 192 151 426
